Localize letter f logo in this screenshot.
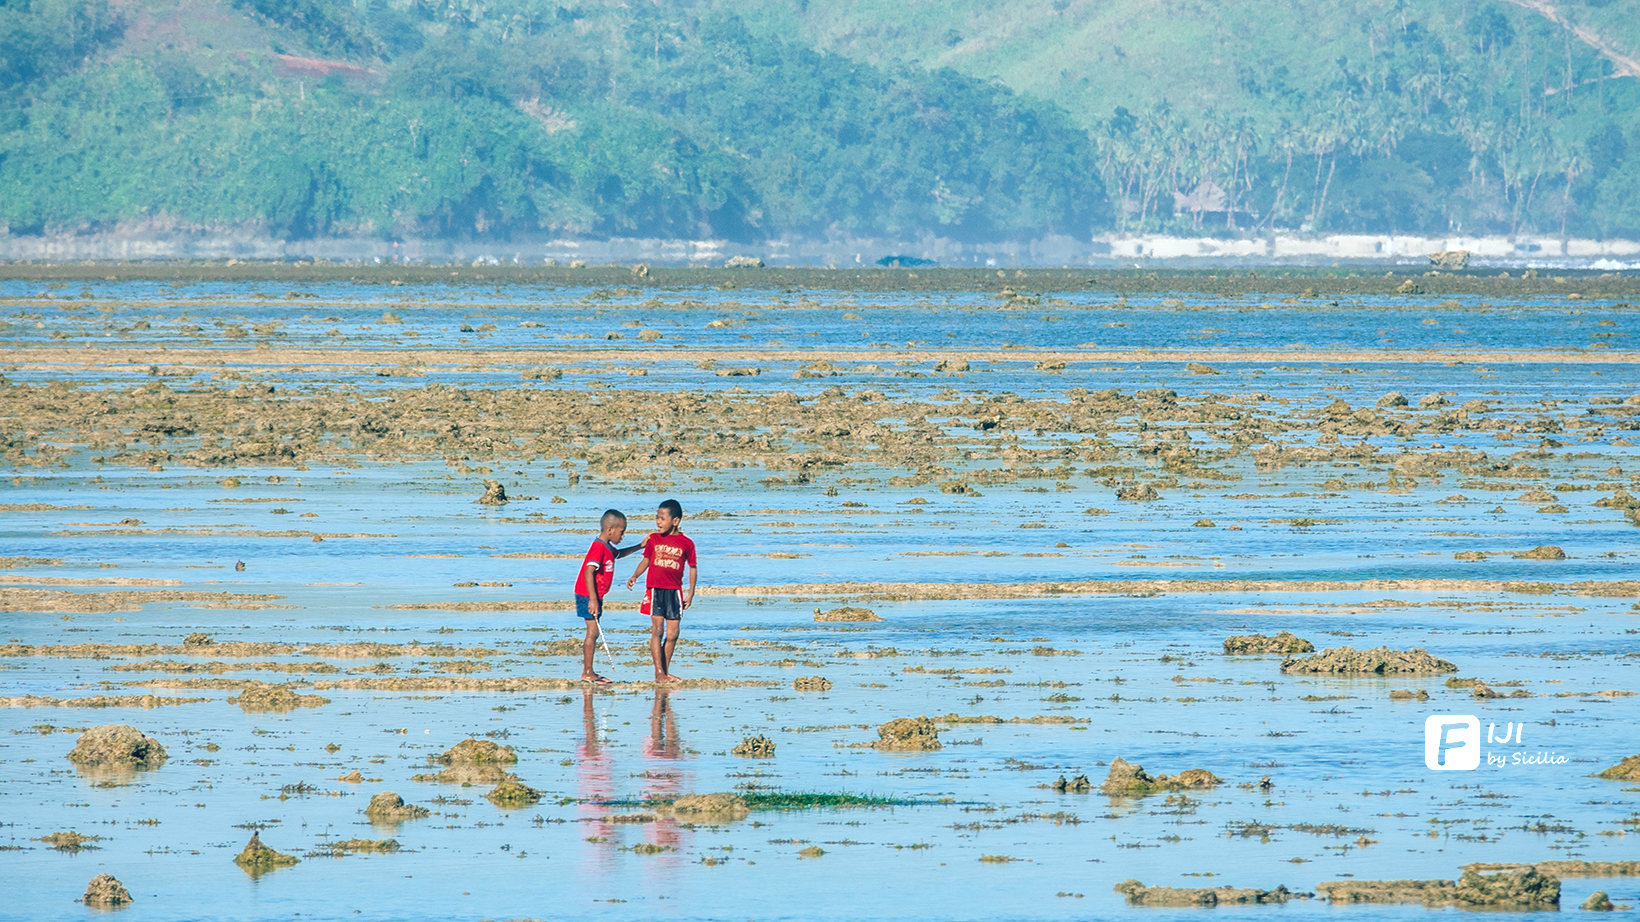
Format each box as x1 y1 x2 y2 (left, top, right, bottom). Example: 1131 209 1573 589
1424 715 1480 770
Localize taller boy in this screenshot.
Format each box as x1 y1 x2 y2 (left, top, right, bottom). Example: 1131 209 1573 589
626 499 697 683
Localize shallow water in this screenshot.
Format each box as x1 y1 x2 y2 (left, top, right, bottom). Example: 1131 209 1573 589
3 280 1639 920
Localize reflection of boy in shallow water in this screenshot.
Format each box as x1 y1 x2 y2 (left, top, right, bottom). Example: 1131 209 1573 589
575 689 612 810
644 688 682 761
642 688 687 855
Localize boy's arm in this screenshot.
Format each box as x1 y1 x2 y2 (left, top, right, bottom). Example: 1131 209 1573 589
625 556 650 590
684 563 697 608
614 534 650 559
582 561 602 615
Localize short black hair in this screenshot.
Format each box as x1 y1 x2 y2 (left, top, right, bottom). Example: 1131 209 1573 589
600 509 626 528
658 499 683 519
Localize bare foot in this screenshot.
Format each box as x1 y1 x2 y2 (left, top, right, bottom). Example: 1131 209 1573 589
657 673 682 684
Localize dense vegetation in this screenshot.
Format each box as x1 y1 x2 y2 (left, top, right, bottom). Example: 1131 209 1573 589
0 0 1636 242
733 0 1640 238
0 0 1105 241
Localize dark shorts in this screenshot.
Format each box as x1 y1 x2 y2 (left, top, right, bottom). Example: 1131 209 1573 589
575 594 598 621
648 588 683 621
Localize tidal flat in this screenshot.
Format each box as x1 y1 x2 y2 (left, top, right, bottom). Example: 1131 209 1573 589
2 269 1638 920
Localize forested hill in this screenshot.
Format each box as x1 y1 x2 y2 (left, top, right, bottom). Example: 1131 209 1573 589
0 0 1636 244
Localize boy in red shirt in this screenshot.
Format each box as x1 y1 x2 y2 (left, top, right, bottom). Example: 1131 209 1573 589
625 499 697 683
575 509 646 684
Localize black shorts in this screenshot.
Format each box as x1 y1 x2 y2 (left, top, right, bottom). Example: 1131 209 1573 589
647 588 683 621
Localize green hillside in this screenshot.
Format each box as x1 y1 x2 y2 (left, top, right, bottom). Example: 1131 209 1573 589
723 0 1640 237
0 0 1635 244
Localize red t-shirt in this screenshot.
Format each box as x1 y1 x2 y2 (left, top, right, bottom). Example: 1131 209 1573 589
575 539 617 598
643 533 697 590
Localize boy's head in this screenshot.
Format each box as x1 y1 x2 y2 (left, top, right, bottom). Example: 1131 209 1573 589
655 499 683 534
599 509 627 542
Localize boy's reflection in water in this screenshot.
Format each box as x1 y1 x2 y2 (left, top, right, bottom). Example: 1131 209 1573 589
645 687 683 761
642 688 688 857
576 689 615 872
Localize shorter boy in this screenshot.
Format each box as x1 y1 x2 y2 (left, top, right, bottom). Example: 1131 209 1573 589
625 499 697 683
574 509 646 684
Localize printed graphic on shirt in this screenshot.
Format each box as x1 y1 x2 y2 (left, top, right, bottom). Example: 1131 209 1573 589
642 533 697 590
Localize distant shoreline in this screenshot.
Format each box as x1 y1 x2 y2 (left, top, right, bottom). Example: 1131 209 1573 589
2 232 1639 272
0 261 1638 297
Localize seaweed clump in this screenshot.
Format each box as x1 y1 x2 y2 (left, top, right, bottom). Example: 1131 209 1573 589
792 675 833 691
37 831 102 852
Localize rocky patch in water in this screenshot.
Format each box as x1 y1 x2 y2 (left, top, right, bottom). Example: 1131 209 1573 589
484 781 541 807
1101 757 1220 796
1318 864 1558 909
436 738 517 764
365 791 431 823
1222 631 1314 655
731 735 776 757
1594 755 1640 782
1115 880 1298 906
662 792 750 821
1051 774 1092 793
82 874 132 909
872 716 941 751
228 682 329 712
1281 646 1457 675
234 832 298 875
814 606 882 622
66 724 167 770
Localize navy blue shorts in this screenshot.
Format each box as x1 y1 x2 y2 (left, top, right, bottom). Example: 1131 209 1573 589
575 595 598 620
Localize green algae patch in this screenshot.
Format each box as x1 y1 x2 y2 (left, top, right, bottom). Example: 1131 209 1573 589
484 781 542 807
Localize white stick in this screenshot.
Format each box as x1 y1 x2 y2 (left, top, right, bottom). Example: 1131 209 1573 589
593 614 618 676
